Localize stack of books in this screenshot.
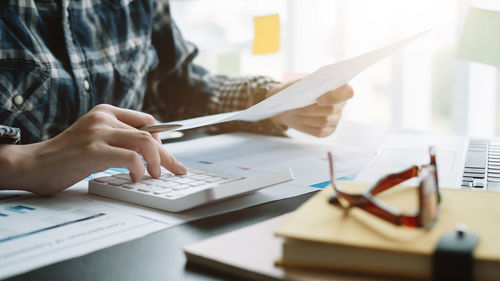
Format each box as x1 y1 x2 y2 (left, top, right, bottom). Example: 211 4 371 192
275 182 500 280
184 181 500 281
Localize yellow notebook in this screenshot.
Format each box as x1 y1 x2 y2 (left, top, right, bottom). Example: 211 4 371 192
275 182 500 281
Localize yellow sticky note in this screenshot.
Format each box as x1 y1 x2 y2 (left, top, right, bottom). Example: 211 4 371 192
252 14 280 55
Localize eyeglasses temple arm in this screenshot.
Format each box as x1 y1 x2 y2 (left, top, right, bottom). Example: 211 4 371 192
328 151 348 195
369 146 438 197
428 146 441 203
328 152 368 205
359 200 421 227
368 166 420 196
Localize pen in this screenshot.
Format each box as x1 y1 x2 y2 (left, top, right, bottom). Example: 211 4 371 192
138 124 183 133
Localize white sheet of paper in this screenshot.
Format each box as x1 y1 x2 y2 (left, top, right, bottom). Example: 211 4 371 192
163 111 241 131
0 193 166 280
166 133 371 187
159 30 428 131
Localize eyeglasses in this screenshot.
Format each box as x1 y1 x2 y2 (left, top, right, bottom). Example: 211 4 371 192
327 147 441 229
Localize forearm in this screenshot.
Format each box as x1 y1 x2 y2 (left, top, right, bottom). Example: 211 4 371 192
1 104 188 196
0 141 62 195
0 143 33 192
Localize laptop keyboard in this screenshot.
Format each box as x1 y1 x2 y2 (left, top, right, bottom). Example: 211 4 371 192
462 139 500 190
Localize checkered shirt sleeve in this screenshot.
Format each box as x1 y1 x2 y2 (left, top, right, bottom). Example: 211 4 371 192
0 125 21 144
208 76 288 136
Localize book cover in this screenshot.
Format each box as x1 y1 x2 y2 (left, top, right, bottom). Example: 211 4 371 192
275 182 500 280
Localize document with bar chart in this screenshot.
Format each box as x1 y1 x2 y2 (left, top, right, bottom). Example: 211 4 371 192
0 193 166 280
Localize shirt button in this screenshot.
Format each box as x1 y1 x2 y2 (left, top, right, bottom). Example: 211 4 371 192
83 80 90 91
12 94 24 106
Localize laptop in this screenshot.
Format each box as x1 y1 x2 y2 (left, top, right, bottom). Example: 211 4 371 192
355 133 500 190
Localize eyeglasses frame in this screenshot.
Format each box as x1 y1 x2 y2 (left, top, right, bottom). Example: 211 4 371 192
328 147 441 228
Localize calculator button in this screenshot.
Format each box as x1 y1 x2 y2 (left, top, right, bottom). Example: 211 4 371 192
138 186 154 192
172 184 189 191
159 182 178 188
189 181 205 187
206 177 224 183
192 175 210 180
174 178 195 184
159 175 174 181
122 184 136 189
112 173 131 180
147 179 165 185
108 179 130 186
153 189 172 195
153 183 172 189
94 176 115 183
167 191 185 197
140 180 154 186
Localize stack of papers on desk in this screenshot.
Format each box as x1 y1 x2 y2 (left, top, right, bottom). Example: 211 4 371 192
0 131 374 279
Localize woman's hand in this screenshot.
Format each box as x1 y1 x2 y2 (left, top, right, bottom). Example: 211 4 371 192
0 104 186 196
269 83 354 137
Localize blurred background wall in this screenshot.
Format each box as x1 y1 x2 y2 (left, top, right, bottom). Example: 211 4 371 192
171 0 500 137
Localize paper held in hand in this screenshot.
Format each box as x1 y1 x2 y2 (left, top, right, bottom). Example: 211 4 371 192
154 30 430 132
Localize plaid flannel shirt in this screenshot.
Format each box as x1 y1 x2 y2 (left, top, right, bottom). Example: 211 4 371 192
0 0 285 145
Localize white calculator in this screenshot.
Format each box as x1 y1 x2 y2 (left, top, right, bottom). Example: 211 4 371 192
88 167 294 212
